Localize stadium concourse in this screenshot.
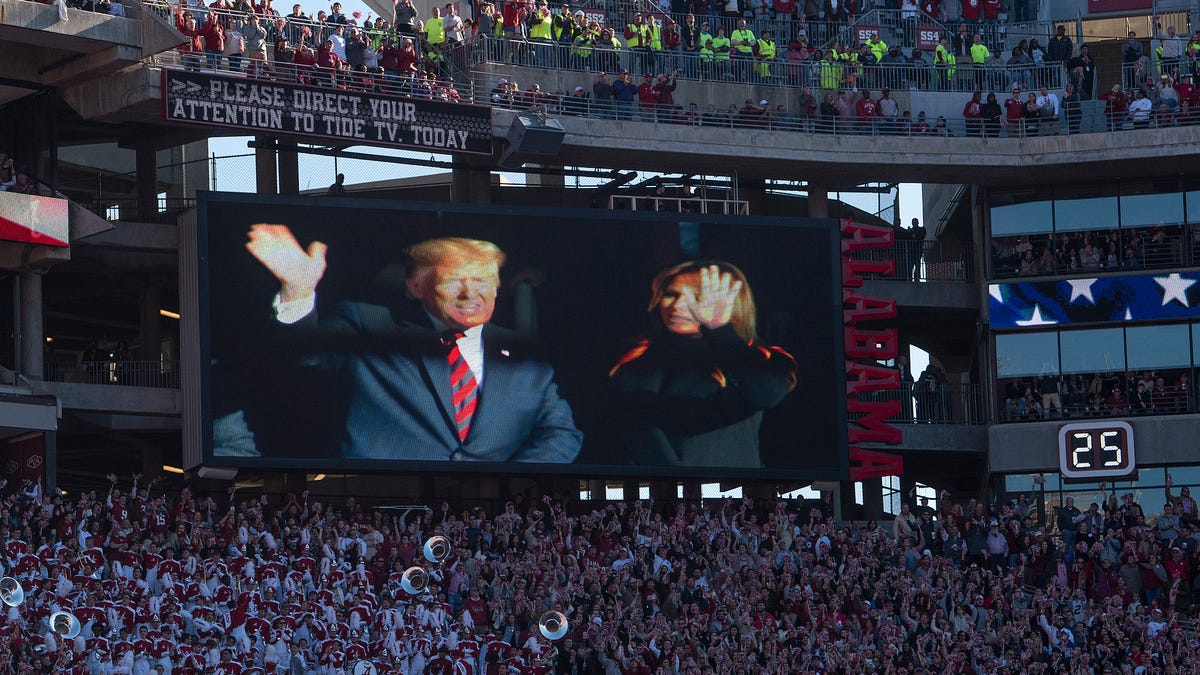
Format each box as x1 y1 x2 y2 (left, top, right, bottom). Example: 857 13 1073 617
0 474 1198 673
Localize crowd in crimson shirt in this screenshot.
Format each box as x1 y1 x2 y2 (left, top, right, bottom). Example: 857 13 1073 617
3 474 1200 674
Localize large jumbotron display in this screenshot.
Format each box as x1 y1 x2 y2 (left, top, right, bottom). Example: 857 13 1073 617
193 194 847 479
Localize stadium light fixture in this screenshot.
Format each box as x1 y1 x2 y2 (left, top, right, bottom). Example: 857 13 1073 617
159 309 181 319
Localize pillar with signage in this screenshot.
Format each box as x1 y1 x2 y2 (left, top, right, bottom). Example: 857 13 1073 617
842 219 904 482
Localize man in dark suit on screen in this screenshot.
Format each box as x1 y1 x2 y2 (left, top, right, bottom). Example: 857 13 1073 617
245 224 583 463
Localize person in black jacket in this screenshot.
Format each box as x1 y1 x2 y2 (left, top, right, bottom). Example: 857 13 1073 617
981 91 1003 137
608 261 797 468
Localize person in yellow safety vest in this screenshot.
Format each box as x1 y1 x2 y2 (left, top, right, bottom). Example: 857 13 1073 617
648 16 667 49
426 7 446 46
842 49 860 86
624 14 646 48
528 3 552 40
817 49 840 90
935 36 957 85
632 16 659 78
866 33 888 62
527 0 553 65
969 33 989 88
755 30 776 79
712 26 732 79
571 26 595 68
699 37 714 79
552 4 575 44
731 18 755 79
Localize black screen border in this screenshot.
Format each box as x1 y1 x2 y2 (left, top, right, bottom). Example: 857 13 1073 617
192 191 849 481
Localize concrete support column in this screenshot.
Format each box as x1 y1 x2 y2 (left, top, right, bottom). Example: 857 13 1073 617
650 480 677 503
255 136 278 195
839 480 858 522
18 271 43 381
140 282 161 364
450 156 493 204
861 476 884 520
527 164 565 188
808 181 829 218
587 480 605 502
451 156 471 203
135 143 158 222
278 140 300 195
744 482 778 502
141 445 163 482
682 480 701 502
623 480 640 501
733 177 766 215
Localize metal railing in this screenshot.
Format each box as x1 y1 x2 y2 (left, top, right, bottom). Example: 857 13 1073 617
998 375 1195 424
46 361 180 389
151 47 474 101
856 240 975 282
471 35 1064 92
479 71 1109 138
608 194 749 213
852 382 987 425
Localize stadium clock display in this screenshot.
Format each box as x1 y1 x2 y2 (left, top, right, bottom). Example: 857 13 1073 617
1057 421 1136 479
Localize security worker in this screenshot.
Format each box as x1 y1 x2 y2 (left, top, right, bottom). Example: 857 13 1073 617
936 36 957 86
755 30 776 79
969 33 990 89
552 4 576 44
712 26 732 79
731 18 755 79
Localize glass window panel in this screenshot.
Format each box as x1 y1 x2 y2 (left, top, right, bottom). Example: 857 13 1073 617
1137 492 1168 518
1121 192 1185 228
996 332 1060 378
1185 191 1200 224
1063 490 1107 511
1191 324 1200 365
1054 197 1119 232
993 192 1051 236
1059 328 1124 375
1127 325 1191 370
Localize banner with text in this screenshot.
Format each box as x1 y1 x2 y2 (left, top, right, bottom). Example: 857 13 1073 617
162 69 494 155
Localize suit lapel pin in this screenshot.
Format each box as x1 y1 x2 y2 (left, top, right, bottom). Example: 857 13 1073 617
500 349 511 358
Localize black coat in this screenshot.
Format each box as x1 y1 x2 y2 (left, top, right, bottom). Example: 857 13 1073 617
608 325 796 468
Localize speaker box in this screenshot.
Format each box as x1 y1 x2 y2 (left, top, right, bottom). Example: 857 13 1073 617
505 113 565 156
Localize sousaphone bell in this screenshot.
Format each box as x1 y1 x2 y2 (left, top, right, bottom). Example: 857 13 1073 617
422 535 451 565
400 567 429 595
538 610 569 640
0 577 24 607
50 611 81 640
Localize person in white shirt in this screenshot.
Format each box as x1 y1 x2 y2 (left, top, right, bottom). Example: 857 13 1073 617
329 25 347 60
1129 89 1153 127
442 4 465 44
1035 85 1060 135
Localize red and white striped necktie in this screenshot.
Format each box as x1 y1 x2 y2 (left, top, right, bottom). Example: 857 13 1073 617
444 332 478 442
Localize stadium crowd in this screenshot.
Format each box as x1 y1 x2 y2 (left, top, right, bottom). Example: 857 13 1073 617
1001 370 1193 421
148 0 1200 140
4 471 1200 673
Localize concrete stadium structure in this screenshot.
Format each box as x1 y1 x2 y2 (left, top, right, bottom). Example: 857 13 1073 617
1 0 1199 518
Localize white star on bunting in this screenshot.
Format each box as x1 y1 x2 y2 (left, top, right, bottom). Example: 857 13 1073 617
1015 305 1058 327
1154 273 1197 307
1067 278 1097 304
